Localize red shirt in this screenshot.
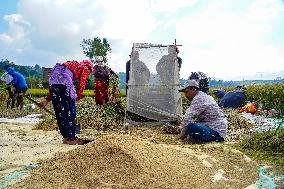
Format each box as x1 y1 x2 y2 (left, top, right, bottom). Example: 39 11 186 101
45 61 92 101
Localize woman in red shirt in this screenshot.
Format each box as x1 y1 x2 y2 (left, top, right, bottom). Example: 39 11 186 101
38 60 93 145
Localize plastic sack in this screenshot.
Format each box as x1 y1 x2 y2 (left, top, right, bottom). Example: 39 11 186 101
240 101 257 114
213 89 226 99
219 90 245 108
0 72 13 84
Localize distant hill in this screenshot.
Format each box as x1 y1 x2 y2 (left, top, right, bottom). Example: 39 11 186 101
228 70 284 81
118 72 127 89
0 59 43 78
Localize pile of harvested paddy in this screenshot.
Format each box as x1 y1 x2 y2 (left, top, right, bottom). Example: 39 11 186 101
224 109 256 141
10 135 258 189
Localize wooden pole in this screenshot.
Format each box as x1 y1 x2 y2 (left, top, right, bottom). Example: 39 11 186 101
25 95 55 116
174 39 182 47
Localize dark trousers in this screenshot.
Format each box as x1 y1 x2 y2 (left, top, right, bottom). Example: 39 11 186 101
186 122 224 142
6 92 16 109
50 84 76 139
15 87 27 110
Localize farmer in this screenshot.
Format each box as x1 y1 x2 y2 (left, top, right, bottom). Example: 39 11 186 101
126 54 131 95
188 71 209 94
179 80 228 142
5 86 16 109
176 47 182 69
93 56 117 106
4 65 27 110
38 60 93 145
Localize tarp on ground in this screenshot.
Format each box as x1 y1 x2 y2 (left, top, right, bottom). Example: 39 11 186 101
213 89 226 99
219 90 245 108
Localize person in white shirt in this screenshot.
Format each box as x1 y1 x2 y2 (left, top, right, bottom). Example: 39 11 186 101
179 80 228 142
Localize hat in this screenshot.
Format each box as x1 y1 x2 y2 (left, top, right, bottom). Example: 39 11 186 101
178 80 199 92
95 56 103 62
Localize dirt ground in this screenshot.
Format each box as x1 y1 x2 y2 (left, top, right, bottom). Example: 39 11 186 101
0 120 281 189
0 121 78 188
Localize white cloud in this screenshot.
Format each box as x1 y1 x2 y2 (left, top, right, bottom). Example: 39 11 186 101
1 0 284 80
0 14 29 44
150 0 199 12
0 33 13 43
94 0 157 71
3 14 30 26
85 19 94 27
98 1 156 41
0 0 157 70
176 0 284 80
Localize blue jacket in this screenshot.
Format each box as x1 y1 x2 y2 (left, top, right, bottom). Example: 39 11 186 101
6 67 27 90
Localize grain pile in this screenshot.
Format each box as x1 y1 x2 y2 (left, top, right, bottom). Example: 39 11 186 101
10 135 258 189
76 97 124 130
161 124 180 134
34 114 57 130
34 97 124 131
224 109 256 141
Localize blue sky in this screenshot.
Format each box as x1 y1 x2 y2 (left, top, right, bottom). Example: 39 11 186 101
0 0 18 32
0 0 284 80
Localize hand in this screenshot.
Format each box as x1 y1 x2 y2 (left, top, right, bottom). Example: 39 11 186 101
38 98 49 107
93 98 96 104
109 95 114 102
179 128 187 140
177 115 183 124
179 133 187 140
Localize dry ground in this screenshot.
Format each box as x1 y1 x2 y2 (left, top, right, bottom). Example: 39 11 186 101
0 122 266 189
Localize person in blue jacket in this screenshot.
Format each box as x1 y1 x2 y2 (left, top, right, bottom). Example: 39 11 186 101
4 65 27 110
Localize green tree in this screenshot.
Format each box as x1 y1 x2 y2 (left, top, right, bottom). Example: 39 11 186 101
0 59 12 76
81 37 111 63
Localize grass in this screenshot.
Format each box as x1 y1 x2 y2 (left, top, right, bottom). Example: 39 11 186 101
238 128 284 167
27 89 95 97
27 89 126 98
211 83 284 115
26 83 284 114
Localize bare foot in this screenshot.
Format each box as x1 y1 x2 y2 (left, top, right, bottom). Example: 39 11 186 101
62 138 68 144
